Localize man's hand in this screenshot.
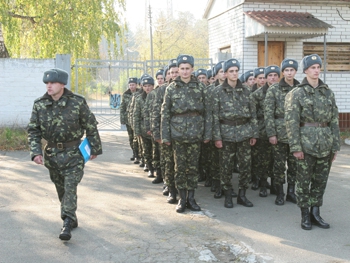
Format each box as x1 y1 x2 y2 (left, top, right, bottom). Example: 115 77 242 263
269 136 278 145
293 151 304 160
164 142 171 146
155 139 161 143
33 155 43 165
215 140 223 148
250 138 256 146
204 140 210 143
332 152 337 162
147 131 152 136
90 155 97 160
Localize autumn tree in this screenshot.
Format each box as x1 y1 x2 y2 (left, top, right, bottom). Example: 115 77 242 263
132 11 209 62
0 0 126 59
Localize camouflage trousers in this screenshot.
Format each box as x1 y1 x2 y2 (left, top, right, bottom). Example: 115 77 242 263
210 142 220 180
132 131 140 159
44 146 84 222
160 143 175 187
140 136 153 164
152 138 160 169
251 141 259 182
173 140 201 190
126 124 134 151
251 139 273 181
219 139 251 191
296 153 331 208
137 136 143 160
199 142 211 178
272 142 297 185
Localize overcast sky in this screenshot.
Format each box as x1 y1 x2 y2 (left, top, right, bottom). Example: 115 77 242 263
124 0 207 30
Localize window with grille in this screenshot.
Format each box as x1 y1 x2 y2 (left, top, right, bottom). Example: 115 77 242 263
303 42 350 71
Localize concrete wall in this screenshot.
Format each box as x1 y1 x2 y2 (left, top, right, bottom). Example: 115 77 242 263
206 2 350 114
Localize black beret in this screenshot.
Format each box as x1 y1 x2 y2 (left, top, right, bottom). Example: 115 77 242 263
213 61 224 76
177 54 194 67
223 58 240 72
301 54 322 73
43 68 68 85
196 68 207 77
141 76 154 86
254 67 265 77
281 58 298 72
168 58 178 70
265 65 280 78
128 77 138 84
206 69 213 79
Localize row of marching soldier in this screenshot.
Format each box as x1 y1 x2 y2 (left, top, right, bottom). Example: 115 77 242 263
120 54 340 230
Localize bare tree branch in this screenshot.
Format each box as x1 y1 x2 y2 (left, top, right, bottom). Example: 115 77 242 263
8 12 38 24
336 8 350 22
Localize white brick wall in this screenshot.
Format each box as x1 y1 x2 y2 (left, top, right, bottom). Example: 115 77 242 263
0 59 55 127
207 2 350 113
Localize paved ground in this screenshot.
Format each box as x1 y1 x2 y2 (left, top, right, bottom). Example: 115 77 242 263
1 131 350 263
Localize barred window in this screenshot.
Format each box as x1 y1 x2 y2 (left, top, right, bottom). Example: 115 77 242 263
303 42 350 72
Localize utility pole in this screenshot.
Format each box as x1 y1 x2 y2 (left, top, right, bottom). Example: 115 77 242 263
148 4 154 76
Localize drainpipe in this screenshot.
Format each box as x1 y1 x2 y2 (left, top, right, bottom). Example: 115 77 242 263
324 33 327 83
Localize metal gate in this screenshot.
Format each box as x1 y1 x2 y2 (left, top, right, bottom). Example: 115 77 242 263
73 58 214 131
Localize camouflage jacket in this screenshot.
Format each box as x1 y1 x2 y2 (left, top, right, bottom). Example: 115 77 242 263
127 91 141 129
120 88 139 125
264 78 300 143
161 76 212 143
250 83 270 140
27 88 102 160
285 78 340 157
206 80 221 140
212 79 258 142
144 86 159 133
151 81 170 141
251 83 260 93
133 91 151 138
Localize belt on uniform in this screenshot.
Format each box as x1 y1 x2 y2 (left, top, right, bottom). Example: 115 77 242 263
173 112 200 117
300 122 329 127
219 119 249 126
46 140 81 150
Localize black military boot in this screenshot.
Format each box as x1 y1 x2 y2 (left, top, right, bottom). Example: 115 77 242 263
187 190 201 211
275 184 285 205
167 186 177 204
152 168 163 183
259 179 268 197
224 189 233 208
71 217 78 229
310 206 330 229
176 189 187 213
251 175 259 190
59 217 73 240
214 182 224 199
130 150 136 161
147 162 154 178
210 179 218 192
231 188 238 197
301 207 312 230
237 189 253 207
198 170 206 182
163 185 169 196
139 158 145 167
133 157 140 164
270 178 277 195
144 163 149 172
286 184 297 204
204 176 212 187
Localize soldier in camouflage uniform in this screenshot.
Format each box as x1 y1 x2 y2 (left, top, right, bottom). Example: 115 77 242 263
264 59 300 206
152 59 179 203
120 77 139 161
250 65 280 198
212 59 258 208
241 70 255 88
161 55 212 213
134 76 155 177
207 68 215 85
285 54 340 230
28 68 102 241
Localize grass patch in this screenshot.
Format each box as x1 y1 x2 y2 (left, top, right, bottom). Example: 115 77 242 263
0 127 29 151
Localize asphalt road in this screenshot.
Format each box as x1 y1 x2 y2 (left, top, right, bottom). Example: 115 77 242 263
1 131 349 263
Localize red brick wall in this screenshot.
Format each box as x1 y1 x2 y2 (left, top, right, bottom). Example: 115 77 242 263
339 113 350 131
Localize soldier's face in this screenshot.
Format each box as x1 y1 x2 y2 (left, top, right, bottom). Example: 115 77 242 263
197 74 208 84
156 75 164 85
225 66 239 82
283 68 297 82
143 84 154 94
305 64 321 80
246 76 255 87
209 77 215 84
165 71 171 82
46 82 64 100
169 67 179 80
129 83 137 92
178 63 193 82
256 74 266 87
217 69 225 82
266 73 279 86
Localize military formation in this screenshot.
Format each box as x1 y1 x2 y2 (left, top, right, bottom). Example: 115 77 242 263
27 53 340 242
120 53 340 231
